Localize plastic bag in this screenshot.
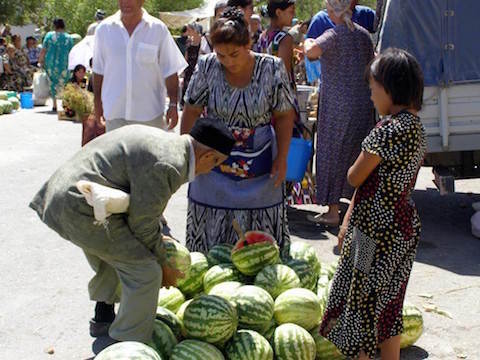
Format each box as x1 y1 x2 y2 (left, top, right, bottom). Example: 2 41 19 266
304 58 322 84
33 71 50 104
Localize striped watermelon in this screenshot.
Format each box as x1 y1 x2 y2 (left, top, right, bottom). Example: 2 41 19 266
176 299 193 337
207 244 234 266
288 242 321 277
286 258 318 291
151 319 178 358
274 323 316 360
163 238 191 274
247 317 276 342
157 286 185 313
170 339 225 360
183 295 238 344
177 252 209 297
274 288 322 331
231 285 274 327
95 341 161 360
203 263 246 293
225 330 274 360
156 306 183 340
254 264 300 299
262 319 276 344
316 274 331 314
400 304 424 349
232 231 280 276
208 281 243 301
310 326 345 360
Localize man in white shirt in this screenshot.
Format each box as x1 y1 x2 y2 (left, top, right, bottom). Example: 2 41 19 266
93 0 188 132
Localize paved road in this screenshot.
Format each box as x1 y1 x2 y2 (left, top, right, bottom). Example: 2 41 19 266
1 106 479 359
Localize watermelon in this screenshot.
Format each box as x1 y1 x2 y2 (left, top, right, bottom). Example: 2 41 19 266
274 323 316 360
8 97 20 110
316 274 331 314
274 288 322 331
231 231 280 276
247 317 276 340
208 281 243 301
157 286 185 313
0 100 13 114
95 341 161 360
288 242 321 276
203 263 246 293
400 304 424 349
207 244 234 266
286 258 318 291
0 92 7 100
156 306 183 340
177 252 209 297
225 330 274 360
254 264 300 299
176 299 193 337
231 285 274 328
183 295 238 344
262 318 276 344
151 319 178 358
163 238 191 275
310 326 345 360
171 339 225 360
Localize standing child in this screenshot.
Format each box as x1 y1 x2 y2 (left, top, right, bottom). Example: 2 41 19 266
319 48 427 360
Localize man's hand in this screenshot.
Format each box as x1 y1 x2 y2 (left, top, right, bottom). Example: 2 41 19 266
270 156 288 188
165 106 178 130
162 262 185 287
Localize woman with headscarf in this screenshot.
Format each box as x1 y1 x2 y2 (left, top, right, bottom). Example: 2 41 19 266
304 0 374 230
181 7 296 256
11 35 35 87
38 18 74 112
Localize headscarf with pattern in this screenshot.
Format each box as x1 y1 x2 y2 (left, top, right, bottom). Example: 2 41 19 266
326 0 355 31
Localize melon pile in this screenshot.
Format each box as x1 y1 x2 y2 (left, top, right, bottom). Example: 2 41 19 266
97 233 424 360
0 91 20 115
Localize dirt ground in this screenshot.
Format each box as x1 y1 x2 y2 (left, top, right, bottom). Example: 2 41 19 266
0 107 479 359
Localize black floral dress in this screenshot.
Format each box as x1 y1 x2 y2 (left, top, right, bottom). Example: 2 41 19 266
319 111 427 358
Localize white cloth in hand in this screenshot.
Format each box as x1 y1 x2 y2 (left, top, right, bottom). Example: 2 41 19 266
76 180 130 224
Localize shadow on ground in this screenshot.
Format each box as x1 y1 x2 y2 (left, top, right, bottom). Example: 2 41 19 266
413 189 480 276
400 345 429 359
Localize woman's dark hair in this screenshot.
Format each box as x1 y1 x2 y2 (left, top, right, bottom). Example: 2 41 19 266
227 0 253 8
267 0 295 19
210 7 250 47
365 48 424 111
53 18 66 30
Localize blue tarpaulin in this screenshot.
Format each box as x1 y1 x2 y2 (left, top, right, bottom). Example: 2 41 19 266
378 0 480 86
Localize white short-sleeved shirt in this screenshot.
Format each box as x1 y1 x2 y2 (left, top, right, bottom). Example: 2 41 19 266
93 10 188 122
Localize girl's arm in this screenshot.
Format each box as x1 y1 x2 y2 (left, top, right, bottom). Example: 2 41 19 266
347 151 382 188
180 104 204 135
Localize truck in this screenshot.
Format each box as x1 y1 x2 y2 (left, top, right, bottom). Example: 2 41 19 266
376 0 480 194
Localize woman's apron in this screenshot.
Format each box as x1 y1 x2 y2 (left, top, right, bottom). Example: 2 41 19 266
189 124 283 210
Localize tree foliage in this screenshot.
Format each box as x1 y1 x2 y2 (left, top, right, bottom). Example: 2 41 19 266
1 0 203 36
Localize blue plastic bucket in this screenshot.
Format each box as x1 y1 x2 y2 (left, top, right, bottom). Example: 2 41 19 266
20 92 34 109
286 137 313 182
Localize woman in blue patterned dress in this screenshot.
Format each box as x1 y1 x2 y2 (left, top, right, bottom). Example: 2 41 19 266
304 0 375 229
181 8 296 255
38 18 74 112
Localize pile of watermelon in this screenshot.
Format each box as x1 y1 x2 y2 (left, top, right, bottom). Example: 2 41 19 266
0 91 20 115
97 232 424 360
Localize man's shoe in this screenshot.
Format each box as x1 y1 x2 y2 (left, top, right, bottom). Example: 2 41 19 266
89 318 112 338
92 335 119 355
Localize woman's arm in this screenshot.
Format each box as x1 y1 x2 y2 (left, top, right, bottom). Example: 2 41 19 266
277 35 294 81
304 38 323 60
180 104 204 135
38 48 46 66
347 151 382 188
271 108 295 187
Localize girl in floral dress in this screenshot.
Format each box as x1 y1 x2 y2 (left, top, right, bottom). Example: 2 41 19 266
319 48 427 360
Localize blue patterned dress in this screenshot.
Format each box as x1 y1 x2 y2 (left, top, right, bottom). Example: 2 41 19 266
184 53 295 255
42 31 73 97
315 23 375 205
